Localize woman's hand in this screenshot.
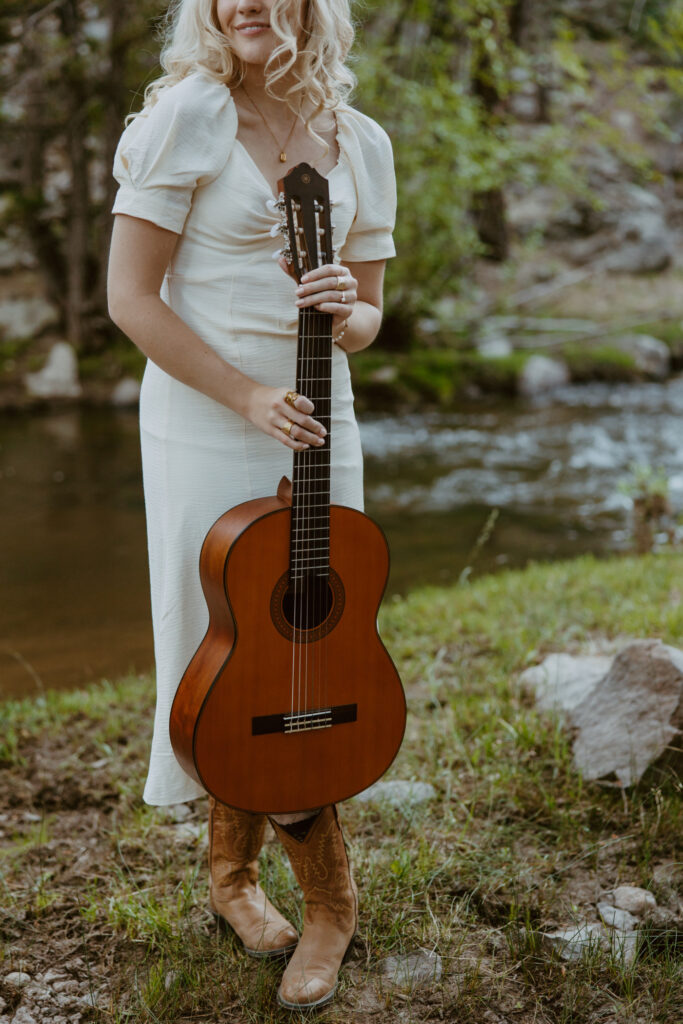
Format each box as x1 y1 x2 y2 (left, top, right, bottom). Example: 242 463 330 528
244 384 326 452
279 259 357 339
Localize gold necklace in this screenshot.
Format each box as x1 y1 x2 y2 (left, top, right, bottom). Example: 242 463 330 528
239 84 300 163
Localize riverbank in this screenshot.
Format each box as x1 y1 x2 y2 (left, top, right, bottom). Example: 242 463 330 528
1 551 681 1023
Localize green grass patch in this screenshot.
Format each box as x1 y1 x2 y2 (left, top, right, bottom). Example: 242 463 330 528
1 552 682 1021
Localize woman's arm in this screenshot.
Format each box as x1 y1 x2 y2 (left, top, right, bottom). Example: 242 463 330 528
107 213 326 452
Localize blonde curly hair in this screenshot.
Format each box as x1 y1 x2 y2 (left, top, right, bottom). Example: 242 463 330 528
127 0 356 125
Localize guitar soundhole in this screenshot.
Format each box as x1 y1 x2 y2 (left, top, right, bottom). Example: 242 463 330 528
271 569 344 642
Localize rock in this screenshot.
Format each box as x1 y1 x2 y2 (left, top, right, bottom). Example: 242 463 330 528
517 355 570 397
41 969 64 985
605 211 674 274
165 802 193 822
519 653 612 715
111 377 140 407
542 921 605 961
0 296 59 340
10 1009 38 1024
570 640 683 786
5 973 31 989
653 860 683 891
369 365 398 384
610 885 657 916
597 902 638 931
171 822 207 845
380 950 442 991
608 930 639 967
610 335 670 380
354 780 436 810
24 342 82 400
477 334 513 359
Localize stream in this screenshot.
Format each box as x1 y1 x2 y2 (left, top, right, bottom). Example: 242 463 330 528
2 376 682 698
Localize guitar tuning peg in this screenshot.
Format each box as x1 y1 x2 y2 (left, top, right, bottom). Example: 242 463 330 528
280 246 293 264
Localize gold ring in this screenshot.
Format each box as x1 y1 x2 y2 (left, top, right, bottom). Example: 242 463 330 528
281 420 294 437
284 390 299 408
336 275 347 292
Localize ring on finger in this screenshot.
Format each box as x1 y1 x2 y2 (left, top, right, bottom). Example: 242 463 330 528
336 274 347 292
284 390 299 408
280 420 294 437
340 292 346 304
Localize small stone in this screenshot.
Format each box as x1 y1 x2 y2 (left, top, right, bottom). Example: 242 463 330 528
542 922 605 961
517 355 570 397
166 803 193 822
369 365 398 384
610 885 657 916
5 972 31 989
354 780 436 810
609 930 640 967
380 950 442 991
24 342 82 400
42 968 64 985
597 902 638 931
477 335 513 359
10 1008 39 1024
111 376 140 407
53 980 78 994
653 861 682 890
171 822 207 845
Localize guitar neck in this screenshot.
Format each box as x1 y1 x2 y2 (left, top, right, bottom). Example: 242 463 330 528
290 307 332 583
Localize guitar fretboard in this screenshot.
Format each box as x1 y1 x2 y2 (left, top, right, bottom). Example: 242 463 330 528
290 307 332 582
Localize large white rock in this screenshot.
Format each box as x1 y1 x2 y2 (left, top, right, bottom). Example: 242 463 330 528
519 653 612 715
571 641 683 786
24 342 82 399
523 641 683 787
0 296 59 339
517 355 570 397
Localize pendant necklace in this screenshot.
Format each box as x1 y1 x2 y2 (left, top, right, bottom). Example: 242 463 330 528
239 84 301 163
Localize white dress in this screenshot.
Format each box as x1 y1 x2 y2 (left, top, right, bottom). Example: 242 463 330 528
111 70 397 805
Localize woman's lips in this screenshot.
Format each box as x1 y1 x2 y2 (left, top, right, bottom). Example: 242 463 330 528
236 24 270 35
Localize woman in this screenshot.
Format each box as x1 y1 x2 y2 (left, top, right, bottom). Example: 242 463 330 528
107 0 396 1011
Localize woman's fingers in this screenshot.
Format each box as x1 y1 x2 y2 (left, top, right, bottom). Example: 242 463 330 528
273 388 326 450
295 264 357 314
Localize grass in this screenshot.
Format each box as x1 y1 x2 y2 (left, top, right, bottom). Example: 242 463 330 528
0 551 682 1022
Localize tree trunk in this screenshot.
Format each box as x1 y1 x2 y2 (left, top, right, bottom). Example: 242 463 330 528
60 0 90 351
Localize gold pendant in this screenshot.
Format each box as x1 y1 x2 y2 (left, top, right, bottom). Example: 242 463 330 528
279 152 287 163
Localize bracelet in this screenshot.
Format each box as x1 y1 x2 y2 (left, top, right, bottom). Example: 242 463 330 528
333 324 347 345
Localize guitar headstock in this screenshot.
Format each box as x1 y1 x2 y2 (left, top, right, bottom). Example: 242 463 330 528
275 163 333 284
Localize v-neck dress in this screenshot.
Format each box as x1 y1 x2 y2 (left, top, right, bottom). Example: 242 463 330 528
111 70 397 805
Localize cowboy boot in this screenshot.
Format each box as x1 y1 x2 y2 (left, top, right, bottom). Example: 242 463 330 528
208 796 298 958
270 805 358 1010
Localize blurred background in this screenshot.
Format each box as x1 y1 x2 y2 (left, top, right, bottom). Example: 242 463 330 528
2 0 683 697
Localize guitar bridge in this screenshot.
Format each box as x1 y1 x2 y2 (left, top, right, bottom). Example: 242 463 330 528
252 703 357 736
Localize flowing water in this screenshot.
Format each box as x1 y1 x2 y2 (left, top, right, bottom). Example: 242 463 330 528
2 376 683 698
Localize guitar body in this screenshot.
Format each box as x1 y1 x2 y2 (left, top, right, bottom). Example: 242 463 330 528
170 495 406 812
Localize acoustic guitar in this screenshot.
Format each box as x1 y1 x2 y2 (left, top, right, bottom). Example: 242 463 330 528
170 164 406 813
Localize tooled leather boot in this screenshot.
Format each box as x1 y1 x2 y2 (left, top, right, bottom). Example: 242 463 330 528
208 796 298 958
270 805 357 1009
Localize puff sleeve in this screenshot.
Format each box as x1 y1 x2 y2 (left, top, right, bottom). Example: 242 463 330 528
338 108 397 262
111 72 237 234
